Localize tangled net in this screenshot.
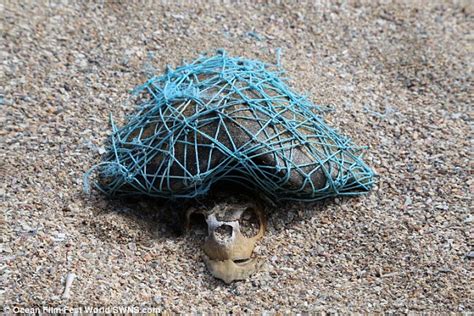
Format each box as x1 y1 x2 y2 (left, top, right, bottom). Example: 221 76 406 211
84 50 374 201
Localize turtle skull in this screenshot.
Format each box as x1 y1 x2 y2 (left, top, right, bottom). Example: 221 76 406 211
186 201 266 283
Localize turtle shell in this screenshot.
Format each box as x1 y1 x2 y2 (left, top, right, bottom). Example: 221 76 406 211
87 51 374 201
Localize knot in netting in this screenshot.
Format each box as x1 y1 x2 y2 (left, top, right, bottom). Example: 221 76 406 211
84 51 375 201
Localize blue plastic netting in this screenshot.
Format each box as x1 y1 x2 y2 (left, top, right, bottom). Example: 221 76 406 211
84 50 374 201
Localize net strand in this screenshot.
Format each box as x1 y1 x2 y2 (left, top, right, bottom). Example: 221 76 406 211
84 51 375 201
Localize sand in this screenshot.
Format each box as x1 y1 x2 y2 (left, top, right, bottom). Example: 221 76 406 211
2 0 472 312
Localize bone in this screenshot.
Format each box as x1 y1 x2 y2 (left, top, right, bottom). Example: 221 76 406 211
186 196 267 283
203 256 264 284
62 272 76 299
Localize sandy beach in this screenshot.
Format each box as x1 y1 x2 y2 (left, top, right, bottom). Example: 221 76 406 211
2 1 472 312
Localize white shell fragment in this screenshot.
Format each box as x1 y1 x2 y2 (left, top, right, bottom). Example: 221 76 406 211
61 272 76 300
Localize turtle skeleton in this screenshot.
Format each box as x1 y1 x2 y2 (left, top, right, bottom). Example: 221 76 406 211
185 195 266 283
84 50 375 282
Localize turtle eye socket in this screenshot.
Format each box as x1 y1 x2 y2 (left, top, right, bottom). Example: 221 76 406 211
239 207 261 238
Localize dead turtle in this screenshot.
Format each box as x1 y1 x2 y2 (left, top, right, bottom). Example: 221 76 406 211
85 51 374 283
